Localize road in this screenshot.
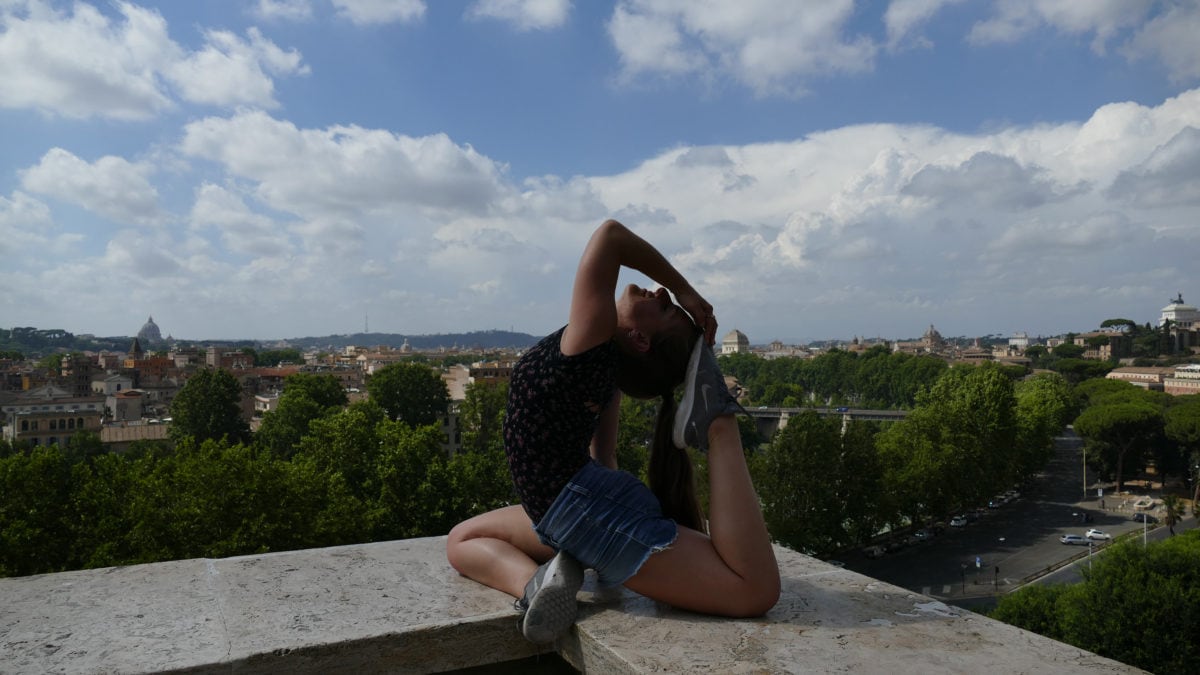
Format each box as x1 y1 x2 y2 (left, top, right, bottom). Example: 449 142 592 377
839 428 1194 613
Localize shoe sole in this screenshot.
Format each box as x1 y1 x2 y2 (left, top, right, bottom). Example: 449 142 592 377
672 339 704 449
522 553 583 644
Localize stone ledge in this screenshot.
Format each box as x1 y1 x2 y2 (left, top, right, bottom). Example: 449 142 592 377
0 537 1142 674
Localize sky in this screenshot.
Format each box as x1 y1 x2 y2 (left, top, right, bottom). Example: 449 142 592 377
1 0 1198 344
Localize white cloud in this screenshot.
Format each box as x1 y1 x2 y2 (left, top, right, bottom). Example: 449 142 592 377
189 183 294 257
0 1 177 119
331 0 425 25
968 0 1155 54
253 0 314 22
1106 126 1200 207
466 0 569 31
0 190 83 256
180 111 508 224
607 0 877 95
883 0 965 50
0 0 307 119
166 27 308 109
19 148 165 226
463 0 566 30
903 151 1086 210
1123 2 1200 83
986 211 1134 256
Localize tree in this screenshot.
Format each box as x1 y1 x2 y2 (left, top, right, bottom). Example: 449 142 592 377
753 410 846 555
1073 402 1163 494
1165 398 1200 458
373 421 455 538
989 583 1067 641
1161 494 1184 535
0 446 73 576
752 411 883 556
295 400 387 500
255 348 303 366
877 364 1018 523
1023 345 1049 368
255 373 348 458
1052 342 1085 359
1100 318 1137 333
614 396 656 481
1014 373 1073 478
993 533 1200 675
169 368 250 444
458 380 508 455
367 362 450 427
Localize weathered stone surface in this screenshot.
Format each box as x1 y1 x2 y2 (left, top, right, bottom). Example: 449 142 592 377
0 538 1143 674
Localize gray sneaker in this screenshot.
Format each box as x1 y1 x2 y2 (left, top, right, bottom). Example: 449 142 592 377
673 340 744 452
515 550 583 644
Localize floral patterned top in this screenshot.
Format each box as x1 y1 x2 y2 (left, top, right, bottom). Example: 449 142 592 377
504 326 617 524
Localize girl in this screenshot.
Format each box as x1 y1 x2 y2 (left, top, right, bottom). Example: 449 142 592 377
446 220 779 643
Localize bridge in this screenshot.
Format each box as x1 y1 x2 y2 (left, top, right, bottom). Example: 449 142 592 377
746 406 909 440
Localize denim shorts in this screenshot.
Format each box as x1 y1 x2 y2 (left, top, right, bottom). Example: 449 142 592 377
534 460 678 587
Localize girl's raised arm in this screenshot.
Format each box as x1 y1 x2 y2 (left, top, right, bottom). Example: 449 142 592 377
561 220 714 355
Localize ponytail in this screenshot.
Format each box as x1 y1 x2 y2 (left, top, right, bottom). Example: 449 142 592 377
649 393 705 532
616 324 705 532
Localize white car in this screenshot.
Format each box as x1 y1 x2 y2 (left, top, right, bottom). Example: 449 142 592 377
950 516 968 527
1085 528 1112 540
1060 534 1087 545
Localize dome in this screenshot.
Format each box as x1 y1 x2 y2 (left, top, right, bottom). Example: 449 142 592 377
137 315 163 345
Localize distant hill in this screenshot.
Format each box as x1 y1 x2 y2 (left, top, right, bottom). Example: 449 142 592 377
1 326 540 358
281 330 540 352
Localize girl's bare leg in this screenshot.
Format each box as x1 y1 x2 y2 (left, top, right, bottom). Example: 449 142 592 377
447 505 555 598
623 415 780 616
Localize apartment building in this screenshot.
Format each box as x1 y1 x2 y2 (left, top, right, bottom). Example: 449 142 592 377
1106 367 1174 390
1164 364 1200 396
1 385 104 446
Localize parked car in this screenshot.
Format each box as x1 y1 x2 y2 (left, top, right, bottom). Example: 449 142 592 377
1085 528 1112 540
1060 534 1088 545
1133 513 1159 523
863 545 885 559
913 528 935 541
950 515 968 527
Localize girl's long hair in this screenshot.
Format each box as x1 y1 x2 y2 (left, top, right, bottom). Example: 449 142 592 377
615 323 705 532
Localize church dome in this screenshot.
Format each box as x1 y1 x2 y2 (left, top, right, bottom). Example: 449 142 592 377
137 315 163 345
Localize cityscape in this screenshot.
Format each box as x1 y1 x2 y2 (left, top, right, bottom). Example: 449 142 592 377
3 2 1199 672
3 288 1197 451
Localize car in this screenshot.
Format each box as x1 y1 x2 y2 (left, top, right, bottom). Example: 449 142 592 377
950 515 968 527
1133 513 1159 523
863 545 885 559
1085 529 1112 540
988 497 1004 509
835 406 850 413
914 528 936 541
1060 534 1088 545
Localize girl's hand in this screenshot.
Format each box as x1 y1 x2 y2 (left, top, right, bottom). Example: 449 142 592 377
677 288 716 346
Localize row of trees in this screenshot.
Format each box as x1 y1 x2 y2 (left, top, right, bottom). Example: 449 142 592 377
0 363 508 578
4 353 1194 578
990 532 1200 675
1072 378 1200 494
747 366 1074 556
720 345 951 409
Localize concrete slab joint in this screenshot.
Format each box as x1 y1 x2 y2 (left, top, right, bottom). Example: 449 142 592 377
0 537 1142 674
